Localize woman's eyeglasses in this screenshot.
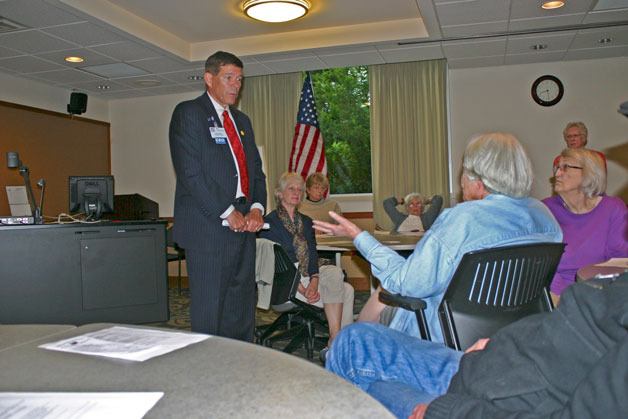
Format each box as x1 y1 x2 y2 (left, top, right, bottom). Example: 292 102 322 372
554 164 583 174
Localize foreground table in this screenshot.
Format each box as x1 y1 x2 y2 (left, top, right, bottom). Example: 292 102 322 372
0 324 393 418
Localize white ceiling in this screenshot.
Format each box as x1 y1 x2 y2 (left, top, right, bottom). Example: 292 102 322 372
0 0 626 99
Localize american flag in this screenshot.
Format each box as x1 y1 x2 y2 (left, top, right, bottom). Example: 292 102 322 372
288 72 327 178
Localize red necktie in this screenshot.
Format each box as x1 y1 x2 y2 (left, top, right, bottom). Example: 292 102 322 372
222 110 249 198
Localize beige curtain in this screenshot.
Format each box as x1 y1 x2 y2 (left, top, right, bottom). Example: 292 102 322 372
369 59 449 230
239 72 302 211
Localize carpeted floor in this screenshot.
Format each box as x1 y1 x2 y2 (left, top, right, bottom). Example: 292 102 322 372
147 287 370 365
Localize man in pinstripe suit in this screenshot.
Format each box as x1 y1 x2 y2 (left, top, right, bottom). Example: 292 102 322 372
169 51 267 341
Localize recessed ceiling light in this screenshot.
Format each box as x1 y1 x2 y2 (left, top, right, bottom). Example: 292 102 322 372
65 56 84 63
599 37 613 44
187 75 203 81
541 1 565 10
97 85 110 90
530 44 548 50
243 0 310 23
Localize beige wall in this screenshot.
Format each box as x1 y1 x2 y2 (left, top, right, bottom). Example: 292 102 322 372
448 57 628 203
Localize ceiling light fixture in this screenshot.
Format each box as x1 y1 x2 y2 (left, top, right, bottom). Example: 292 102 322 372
598 37 612 44
187 75 203 81
65 56 84 63
243 0 310 23
97 85 110 90
541 1 565 10
530 44 548 50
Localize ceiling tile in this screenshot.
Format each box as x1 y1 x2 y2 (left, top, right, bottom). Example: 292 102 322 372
128 57 195 73
435 0 511 26
571 25 628 49
506 32 576 54
81 62 148 78
0 55 64 73
42 22 126 47
0 29 77 53
35 48 117 67
376 43 445 63
0 0 83 28
509 0 594 19
509 13 586 32
26 68 103 84
441 21 508 37
160 69 206 84
113 74 177 88
0 44 22 58
90 41 161 61
442 38 507 59
504 50 566 65
583 9 628 24
61 79 129 94
564 44 628 60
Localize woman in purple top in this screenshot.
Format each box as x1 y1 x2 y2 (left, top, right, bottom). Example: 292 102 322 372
543 148 627 303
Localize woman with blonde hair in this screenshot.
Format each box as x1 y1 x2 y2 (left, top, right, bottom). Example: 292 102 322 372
259 172 354 345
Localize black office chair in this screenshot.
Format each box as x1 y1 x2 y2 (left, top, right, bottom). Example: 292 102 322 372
379 242 565 351
166 226 186 295
255 244 328 359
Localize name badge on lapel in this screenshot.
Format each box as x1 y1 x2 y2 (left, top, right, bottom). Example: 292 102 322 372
209 127 227 145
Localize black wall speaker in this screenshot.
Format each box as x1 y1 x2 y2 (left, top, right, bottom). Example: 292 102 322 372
67 92 88 115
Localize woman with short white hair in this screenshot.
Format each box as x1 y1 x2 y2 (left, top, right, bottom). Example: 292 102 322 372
543 148 627 303
383 192 443 234
315 132 562 341
260 172 354 345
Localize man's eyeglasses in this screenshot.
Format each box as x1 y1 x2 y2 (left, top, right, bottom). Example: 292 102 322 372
554 164 583 173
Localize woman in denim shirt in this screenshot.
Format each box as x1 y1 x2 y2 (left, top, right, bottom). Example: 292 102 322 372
314 132 562 342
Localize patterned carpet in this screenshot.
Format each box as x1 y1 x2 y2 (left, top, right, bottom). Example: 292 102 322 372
147 287 370 365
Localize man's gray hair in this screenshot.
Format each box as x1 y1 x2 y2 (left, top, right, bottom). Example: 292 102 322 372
563 121 588 145
560 148 606 197
462 132 533 198
274 172 305 204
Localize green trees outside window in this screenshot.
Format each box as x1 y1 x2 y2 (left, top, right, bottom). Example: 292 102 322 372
311 66 372 194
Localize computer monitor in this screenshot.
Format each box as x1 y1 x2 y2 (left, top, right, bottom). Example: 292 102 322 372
68 175 114 220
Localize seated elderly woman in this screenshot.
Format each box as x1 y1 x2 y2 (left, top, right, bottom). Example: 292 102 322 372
259 172 354 344
314 133 562 341
543 148 627 304
383 193 443 233
299 172 342 226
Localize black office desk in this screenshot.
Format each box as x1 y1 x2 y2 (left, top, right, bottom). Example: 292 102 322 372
0 220 168 324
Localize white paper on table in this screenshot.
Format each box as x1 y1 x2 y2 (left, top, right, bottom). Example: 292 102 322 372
0 392 163 419
39 326 209 362
594 258 628 268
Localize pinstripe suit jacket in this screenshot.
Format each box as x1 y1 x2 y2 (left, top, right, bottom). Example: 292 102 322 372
169 92 267 250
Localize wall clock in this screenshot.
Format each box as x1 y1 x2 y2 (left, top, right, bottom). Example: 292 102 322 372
531 75 564 107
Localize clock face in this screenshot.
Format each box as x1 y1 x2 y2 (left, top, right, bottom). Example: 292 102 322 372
531 75 564 106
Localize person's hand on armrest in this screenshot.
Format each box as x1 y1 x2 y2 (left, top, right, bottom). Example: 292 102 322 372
313 211 363 239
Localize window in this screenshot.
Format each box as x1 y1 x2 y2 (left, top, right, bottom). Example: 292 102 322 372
311 66 372 194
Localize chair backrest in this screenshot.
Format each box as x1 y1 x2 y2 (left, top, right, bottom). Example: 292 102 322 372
269 244 301 307
440 242 565 351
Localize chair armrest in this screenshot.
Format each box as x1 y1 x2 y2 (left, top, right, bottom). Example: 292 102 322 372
378 289 431 341
378 289 427 311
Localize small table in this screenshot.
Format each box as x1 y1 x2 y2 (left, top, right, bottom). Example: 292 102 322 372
0 323 394 418
317 231 423 291
576 258 628 282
